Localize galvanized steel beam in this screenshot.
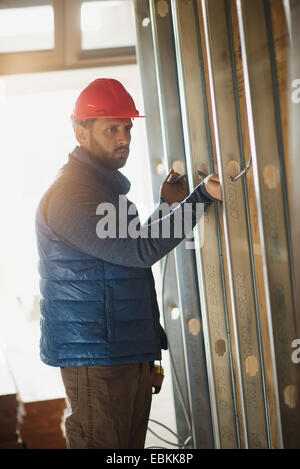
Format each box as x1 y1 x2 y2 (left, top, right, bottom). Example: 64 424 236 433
134 0 192 446
148 0 214 448
170 0 240 449
236 0 300 448
200 0 271 448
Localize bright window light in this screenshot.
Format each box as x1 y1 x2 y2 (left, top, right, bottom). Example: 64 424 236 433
0 5 54 53
81 0 136 50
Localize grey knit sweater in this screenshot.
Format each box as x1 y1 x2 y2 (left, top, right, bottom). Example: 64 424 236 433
45 146 215 268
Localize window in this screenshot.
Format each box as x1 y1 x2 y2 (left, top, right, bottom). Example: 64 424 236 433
0 4 54 53
81 0 136 50
0 0 136 75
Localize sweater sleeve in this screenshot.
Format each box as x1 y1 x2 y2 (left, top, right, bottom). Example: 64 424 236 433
46 181 216 268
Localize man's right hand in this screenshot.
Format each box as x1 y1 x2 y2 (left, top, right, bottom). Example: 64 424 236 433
202 173 222 201
160 169 189 205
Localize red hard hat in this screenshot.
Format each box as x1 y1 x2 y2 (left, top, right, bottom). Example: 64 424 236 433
71 78 145 122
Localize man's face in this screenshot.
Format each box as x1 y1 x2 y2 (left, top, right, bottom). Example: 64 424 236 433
80 118 133 171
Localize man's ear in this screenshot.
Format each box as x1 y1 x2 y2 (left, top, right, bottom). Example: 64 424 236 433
75 124 89 147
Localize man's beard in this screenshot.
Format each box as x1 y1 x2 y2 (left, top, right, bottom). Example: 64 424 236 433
88 133 128 171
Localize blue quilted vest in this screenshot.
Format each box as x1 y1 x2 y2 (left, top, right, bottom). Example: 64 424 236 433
35 149 168 367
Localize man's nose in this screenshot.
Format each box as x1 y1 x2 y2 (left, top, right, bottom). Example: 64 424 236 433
118 129 131 146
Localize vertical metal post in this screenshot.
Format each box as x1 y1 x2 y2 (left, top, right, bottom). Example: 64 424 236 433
200 0 271 448
134 0 192 444
170 0 240 449
283 0 292 43
237 0 300 448
148 0 214 448
288 0 300 444
289 0 300 330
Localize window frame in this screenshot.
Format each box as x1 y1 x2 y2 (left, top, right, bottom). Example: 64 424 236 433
0 0 136 75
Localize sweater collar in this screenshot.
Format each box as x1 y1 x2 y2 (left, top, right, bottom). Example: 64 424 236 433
70 145 131 195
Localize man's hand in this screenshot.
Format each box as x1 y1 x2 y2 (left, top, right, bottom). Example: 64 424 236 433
202 173 222 201
160 169 189 205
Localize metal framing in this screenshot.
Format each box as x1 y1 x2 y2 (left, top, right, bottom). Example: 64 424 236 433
170 0 240 449
148 0 214 448
134 0 192 446
201 0 272 448
237 0 299 448
134 0 300 449
289 0 300 327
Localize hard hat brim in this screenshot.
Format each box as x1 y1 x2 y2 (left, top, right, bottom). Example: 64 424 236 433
71 114 146 122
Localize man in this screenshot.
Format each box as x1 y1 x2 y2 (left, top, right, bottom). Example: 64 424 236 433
35 78 221 449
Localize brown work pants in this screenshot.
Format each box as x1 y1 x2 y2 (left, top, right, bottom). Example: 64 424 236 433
60 362 152 449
